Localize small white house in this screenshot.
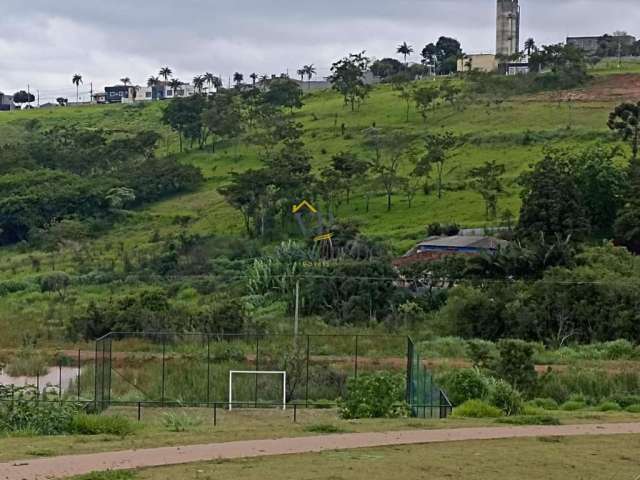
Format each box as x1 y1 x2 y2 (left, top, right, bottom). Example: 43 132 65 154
121 83 199 104
0 92 15 111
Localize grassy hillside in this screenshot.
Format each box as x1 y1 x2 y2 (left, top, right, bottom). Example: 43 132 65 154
0 72 632 348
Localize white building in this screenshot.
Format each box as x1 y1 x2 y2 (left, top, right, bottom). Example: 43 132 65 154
0 92 15 111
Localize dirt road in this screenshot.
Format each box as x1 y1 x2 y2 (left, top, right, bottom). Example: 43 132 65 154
2 423 640 480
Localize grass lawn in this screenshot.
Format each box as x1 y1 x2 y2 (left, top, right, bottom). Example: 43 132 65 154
1 407 639 463
71 434 640 480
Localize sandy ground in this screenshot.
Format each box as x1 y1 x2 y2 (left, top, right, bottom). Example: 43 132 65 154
1 423 640 480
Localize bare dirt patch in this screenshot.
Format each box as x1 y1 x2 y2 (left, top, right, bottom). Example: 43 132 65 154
546 74 640 102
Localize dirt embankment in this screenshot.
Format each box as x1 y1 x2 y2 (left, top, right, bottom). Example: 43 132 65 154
545 74 640 102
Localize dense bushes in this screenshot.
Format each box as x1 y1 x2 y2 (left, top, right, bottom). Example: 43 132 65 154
451 400 502 418
0 401 135 436
338 373 408 419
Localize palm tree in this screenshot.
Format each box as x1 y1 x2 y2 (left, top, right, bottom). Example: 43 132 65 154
524 38 537 56
72 74 83 103
147 76 159 87
249 73 258 87
193 75 205 93
159 66 173 83
120 77 131 86
397 42 414 65
203 72 216 93
168 79 182 97
212 76 223 90
303 64 316 90
233 72 244 87
259 74 269 88
297 68 305 83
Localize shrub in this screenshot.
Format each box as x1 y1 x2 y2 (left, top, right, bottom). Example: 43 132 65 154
607 394 640 409
162 411 203 432
452 400 502 418
496 415 561 426
338 373 408 419
0 401 79 435
528 398 559 411
625 404 640 413
73 472 136 480
70 414 135 436
596 401 622 412
467 339 497 369
487 379 524 416
6 348 49 377
441 368 490 406
304 424 347 434
561 400 586 411
522 405 545 416
494 340 537 394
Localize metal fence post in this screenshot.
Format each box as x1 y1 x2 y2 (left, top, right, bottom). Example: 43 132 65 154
58 361 62 402
305 335 310 408
354 335 359 380
161 336 166 408
213 402 217 427
94 342 98 408
137 402 141 422
206 335 211 406
77 349 81 401
254 336 259 408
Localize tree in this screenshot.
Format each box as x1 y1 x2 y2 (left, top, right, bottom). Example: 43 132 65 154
168 79 182 96
297 68 305 83
193 75 205 93
302 64 316 89
56 97 68 107
71 74 83 104
524 38 537 56
571 145 627 234
391 76 413 122
468 160 506 219
529 43 588 80
330 152 370 204
162 94 205 152
516 151 590 241
249 73 259 87
413 83 440 123
397 42 414 65
439 78 462 108
329 51 371 112
201 91 244 152
371 131 415 211
159 66 173 83
233 72 244 87
423 131 459 199
12 90 35 106
263 78 304 112
147 76 159 87
608 101 640 162
370 58 404 80
120 77 131 86
422 37 462 74
204 72 219 92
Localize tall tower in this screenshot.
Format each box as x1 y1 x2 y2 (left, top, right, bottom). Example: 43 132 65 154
496 0 520 57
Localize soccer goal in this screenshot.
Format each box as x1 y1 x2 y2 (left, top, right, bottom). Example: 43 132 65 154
228 371 287 411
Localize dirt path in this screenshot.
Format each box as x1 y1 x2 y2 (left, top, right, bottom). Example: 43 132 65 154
2 423 640 480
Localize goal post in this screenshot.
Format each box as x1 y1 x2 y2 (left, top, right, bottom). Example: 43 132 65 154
228 371 287 411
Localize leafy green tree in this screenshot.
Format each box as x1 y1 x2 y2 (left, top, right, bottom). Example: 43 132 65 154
201 90 244 152
370 58 404 80
263 78 304 112
192 75 205 93
397 42 414 65
391 76 413 122
571 145 627 234
249 72 259 87
120 77 131 86
413 83 440 123
233 72 244 87
161 94 206 152
371 131 415 211
468 161 506 219
421 37 462 74
422 131 460 199
330 152 370 204
608 101 640 162
516 151 590 241
329 51 371 112
12 90 35 106
439 78 462 109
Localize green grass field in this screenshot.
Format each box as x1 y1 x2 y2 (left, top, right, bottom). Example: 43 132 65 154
120 434 640 480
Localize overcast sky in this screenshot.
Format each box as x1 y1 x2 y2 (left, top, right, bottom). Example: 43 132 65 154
1 0 638 103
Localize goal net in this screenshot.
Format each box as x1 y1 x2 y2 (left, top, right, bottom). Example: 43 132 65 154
228 371 287 410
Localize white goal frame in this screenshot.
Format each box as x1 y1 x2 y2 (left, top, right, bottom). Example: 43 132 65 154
228 371 287 411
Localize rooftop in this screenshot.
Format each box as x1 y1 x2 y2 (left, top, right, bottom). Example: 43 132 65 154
416 235 509 250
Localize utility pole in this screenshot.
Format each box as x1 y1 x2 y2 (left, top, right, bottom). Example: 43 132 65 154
90 82 93 102
37 90 39 108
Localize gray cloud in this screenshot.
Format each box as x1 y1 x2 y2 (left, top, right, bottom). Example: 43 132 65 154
1 0 639 103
